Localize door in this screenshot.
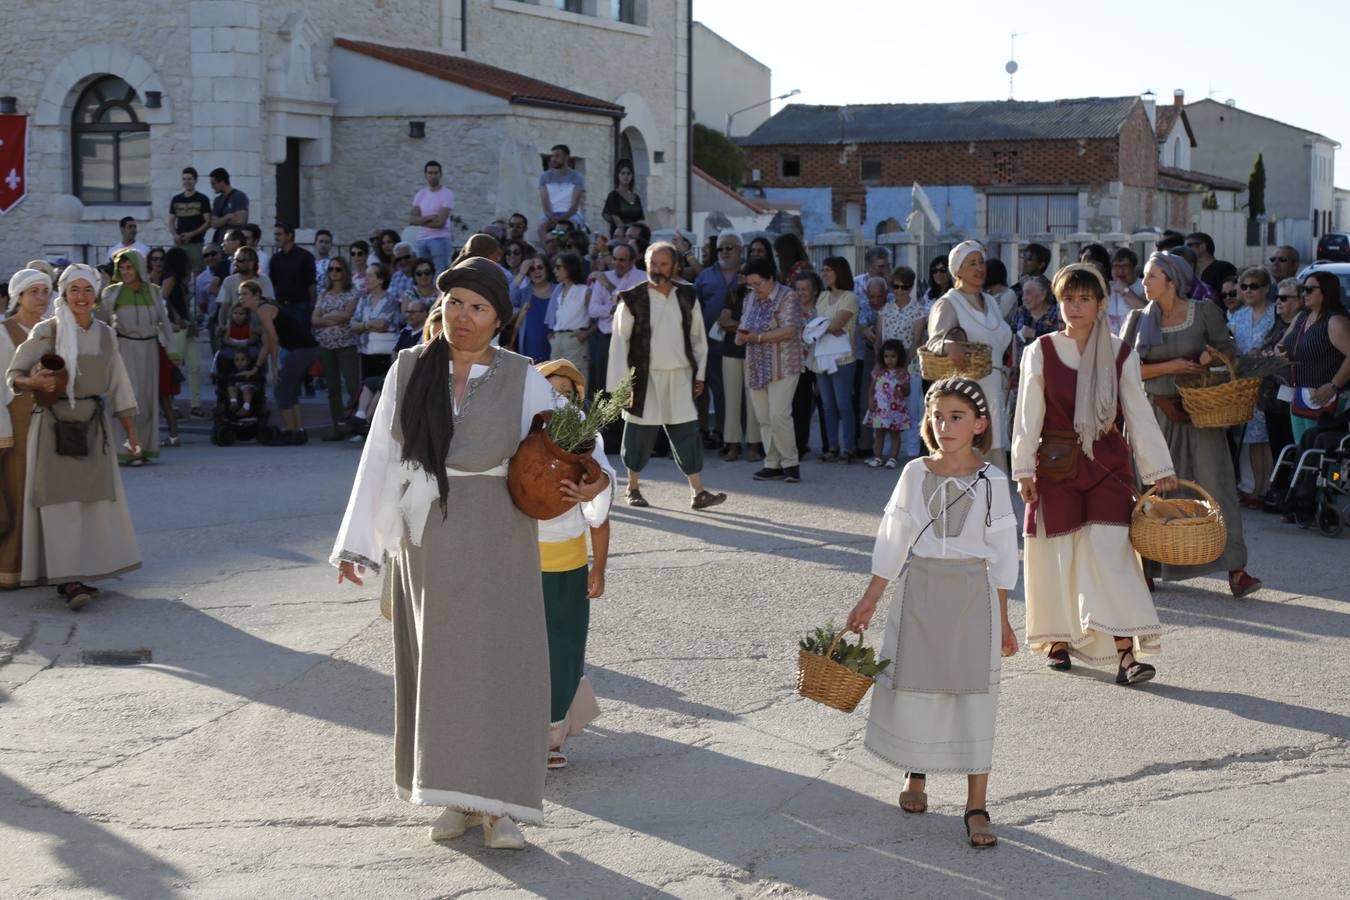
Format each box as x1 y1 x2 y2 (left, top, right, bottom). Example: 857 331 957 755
275 138 301 226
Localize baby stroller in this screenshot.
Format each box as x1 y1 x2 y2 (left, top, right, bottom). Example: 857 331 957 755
210 347 270 446
1268 408 1350 534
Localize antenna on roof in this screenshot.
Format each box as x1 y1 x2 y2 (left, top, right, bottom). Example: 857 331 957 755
1006 33 1021 100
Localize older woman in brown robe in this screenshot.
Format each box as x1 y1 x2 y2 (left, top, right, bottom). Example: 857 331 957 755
0 269 54 587
7 265 142 608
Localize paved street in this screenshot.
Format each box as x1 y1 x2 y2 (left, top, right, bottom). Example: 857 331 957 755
1 421 1346 899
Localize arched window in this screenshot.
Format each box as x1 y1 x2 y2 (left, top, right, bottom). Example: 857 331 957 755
1171 136 1182 168
71 76 149 204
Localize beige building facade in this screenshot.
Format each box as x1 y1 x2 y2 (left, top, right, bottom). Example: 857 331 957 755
0 0 691 274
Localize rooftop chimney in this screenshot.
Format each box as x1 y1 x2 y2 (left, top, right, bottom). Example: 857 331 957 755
1173 89 1185 109
1141 90 1156 133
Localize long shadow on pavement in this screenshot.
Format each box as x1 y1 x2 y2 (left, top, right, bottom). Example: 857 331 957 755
0 770 187 899
459 731 1222 898
1152 585 1350 642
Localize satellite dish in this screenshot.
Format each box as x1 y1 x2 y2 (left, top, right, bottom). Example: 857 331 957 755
1005 60 1018 74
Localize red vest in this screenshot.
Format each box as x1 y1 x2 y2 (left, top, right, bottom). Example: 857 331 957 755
1024 336 1135 538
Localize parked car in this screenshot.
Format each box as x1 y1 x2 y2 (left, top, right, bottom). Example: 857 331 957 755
1297 261 1350 297
1316 232 1350 263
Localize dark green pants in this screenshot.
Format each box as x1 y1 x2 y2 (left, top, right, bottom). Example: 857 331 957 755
620 420 703 475
319 346 361 426
543 565 590 724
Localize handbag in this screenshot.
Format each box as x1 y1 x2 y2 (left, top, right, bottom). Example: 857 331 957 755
1035 429 1081 481
54 407 103 459
364 331 399 355
1291 387 1331 420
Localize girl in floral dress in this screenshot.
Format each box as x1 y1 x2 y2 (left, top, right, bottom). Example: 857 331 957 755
864 340 912 468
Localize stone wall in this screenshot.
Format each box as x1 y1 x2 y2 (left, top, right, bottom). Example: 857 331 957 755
314 111 614 244
0 1 194 274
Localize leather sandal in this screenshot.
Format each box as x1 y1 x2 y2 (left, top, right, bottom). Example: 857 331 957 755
1046 642 1072 671
625 488 649 508
547 749 568 770
899 772 927 814
58 583 92 611
1115 638 1155 685
964 808 997 848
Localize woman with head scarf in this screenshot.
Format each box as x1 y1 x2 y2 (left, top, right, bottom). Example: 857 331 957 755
331 257 610 850
1124 251 1261 597
0 269 55 586
98 249 172 464
1013 265 1177 682
5 265 141 609
927 241 1014 468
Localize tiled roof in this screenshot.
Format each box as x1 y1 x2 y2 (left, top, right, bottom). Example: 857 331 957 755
741 97 1140 147
1157 166 1247 193
335 38 625 116
1154 107 1196 147
693 166 768 212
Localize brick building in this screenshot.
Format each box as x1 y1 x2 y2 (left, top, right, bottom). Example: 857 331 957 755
740 96 1172 242
0 0 691 274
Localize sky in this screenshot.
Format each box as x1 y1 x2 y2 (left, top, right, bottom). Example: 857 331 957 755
693 0 1350 187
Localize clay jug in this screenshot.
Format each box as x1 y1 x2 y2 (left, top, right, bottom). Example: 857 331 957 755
508 412 602 520
33 353 69 409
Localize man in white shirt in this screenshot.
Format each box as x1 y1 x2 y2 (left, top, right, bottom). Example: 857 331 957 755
409 160 455 274
537 144 586 241
586 242 645 399
108 216 151 261
607 242 726 512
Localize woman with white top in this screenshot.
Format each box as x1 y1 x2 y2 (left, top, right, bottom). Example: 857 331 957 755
332 257 608 850
1012 264 1177 682
928 241 1013 470
547 252 593 374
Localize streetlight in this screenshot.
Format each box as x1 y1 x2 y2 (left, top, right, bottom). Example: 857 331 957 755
726 88 801 137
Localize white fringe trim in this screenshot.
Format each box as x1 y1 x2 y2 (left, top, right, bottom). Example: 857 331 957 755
396 784 544 825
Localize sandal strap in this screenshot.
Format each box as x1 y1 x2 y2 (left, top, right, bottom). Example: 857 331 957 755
963 808 990 825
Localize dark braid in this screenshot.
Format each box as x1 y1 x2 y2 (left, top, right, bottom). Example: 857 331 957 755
399 334 454 517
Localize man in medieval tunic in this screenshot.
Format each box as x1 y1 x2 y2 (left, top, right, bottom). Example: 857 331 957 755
607 242 726 511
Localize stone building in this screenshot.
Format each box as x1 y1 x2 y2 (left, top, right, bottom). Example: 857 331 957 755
0 0 692 275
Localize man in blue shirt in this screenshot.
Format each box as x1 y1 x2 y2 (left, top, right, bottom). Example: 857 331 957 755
693 232 744 448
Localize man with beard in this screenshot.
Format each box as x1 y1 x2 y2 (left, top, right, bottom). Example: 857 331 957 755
608 242 726 511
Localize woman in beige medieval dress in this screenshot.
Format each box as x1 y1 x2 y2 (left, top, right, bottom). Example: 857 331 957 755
99 249 170 464
7 265 142 608
0 269 53 587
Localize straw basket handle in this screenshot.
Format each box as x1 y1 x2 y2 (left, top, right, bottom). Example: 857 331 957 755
1204 345 1237 382
1131 478 1219 518
825 629 866 659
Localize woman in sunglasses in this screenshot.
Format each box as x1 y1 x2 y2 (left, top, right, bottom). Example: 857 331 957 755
1230 268 1275 503
923 256 952 310
514 254 555 363
1277 270 1350 445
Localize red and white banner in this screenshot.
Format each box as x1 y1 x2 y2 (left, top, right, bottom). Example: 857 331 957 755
0 115 29 215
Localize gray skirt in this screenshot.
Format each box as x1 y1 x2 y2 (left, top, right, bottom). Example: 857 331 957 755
392 474 548 823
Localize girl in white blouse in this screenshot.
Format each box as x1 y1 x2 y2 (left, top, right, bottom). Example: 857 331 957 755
847 378 1020 850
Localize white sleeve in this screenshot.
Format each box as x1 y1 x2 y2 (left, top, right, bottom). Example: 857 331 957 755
580 432 616 527
1119 347 1175 483
984 472 1021 590
521 366 561 439
870 466 918 581
690 299 708 381
607 301 632 392
330 356 402 570
1010 340 1046 481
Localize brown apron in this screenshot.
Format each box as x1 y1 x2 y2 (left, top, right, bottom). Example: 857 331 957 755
31 329 118 508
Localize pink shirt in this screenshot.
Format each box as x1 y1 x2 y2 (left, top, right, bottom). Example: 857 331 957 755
413 186 455 240
587 267 646 334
